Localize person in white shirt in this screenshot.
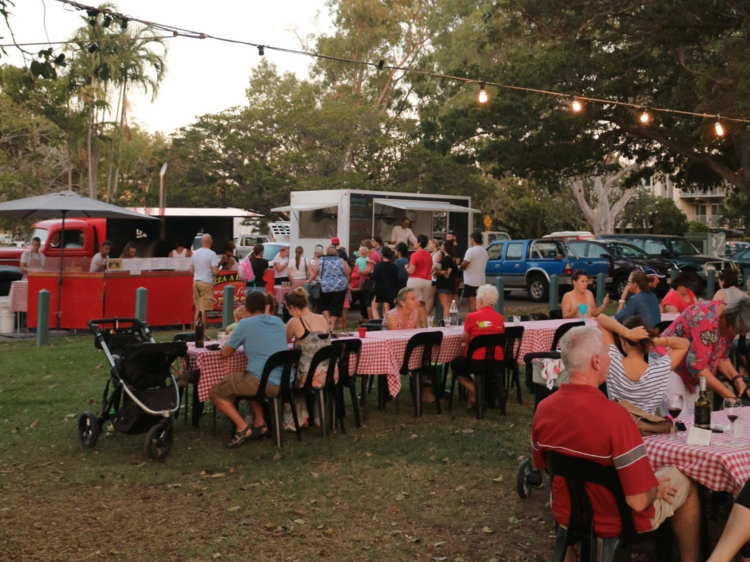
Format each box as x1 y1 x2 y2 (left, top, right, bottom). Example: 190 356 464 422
270 245 291 284
390 217 418 248
20 236 46 279
89 241 112 273
458 232 489 312
170 241 192 259
189 234 219 324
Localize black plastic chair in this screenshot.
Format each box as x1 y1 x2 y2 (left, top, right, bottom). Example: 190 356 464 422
363 323 385 332
337 339 362 429
655 320 673 334
546 451 672 562
366 318 384 325
299 344 343 438
550 321 585 351
519 315 532 322
447 333 506 419
503 326 525 404
234 349 302 448
524 351 562 411
399 331 443 417
549 308 564 320
172 332 202 426
530 313 549 321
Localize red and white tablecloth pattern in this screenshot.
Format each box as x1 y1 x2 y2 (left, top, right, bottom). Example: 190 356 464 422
645 411 750 497
8 280 28 313
187 344 248 402
274 285 292 304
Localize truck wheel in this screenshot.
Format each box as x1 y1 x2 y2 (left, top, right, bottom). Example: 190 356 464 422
614 274 629 297
527 275 549 302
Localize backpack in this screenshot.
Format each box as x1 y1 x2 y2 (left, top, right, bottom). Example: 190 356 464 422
238 255 255 282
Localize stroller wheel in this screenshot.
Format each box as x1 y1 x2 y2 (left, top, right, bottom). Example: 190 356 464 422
517 459 535 499
144 422 173 460
78 412 100 448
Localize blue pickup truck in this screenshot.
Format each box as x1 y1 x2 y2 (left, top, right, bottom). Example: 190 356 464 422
484 239 610 302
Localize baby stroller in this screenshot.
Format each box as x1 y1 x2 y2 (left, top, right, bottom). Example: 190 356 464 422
78 318 186 460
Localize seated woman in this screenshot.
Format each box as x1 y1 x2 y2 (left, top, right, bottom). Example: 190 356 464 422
120 242 137 259
708 480 750 562
284 288 335 429
218 242 237 271
661 273 696 313
384 286 419 330
615 269 661 328
598 314 689 414
450 284 505 409
714 269 744 304
561 270 609 319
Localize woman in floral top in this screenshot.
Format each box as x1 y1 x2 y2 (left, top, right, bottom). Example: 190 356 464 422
655 297 750 414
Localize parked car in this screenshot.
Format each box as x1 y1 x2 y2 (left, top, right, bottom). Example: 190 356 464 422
485 239 610 302
726 241 750 257
567 240 674 296
233 234 271 259
543 231 597 241
482 231 511 247
598 234 737 294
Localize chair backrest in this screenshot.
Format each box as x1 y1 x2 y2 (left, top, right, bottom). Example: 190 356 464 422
519 315 532 322
303 344 344 392
545 451 636 547
364 324 385 332
655 320 673 334
530 313 549 321
523 351 561 374
366 318 384 325
550 321 585 351
400 331 443 374
549 308 563 320
464 334 506 368
502 326 525 362
339 338 362 383
257 349 302 398
173 332 196 343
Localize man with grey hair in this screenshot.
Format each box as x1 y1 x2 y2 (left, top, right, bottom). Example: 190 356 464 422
189 233 219 325
532 326 700 562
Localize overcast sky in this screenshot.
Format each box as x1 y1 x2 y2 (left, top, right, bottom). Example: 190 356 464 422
6 0 331 135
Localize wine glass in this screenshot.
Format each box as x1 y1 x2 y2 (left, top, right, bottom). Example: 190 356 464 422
667 395 684 440
578 303 588 319
427 316 434 330
723 397 742 446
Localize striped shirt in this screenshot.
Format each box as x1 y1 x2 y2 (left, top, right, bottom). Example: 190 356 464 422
607 344 671 414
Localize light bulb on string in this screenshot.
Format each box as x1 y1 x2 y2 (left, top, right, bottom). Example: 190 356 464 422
715 118 725 137
571 98 582 113
478 82 488 104
640 109 650 124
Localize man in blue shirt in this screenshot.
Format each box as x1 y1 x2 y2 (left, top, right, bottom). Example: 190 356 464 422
615 270 661 328
210 291 288 447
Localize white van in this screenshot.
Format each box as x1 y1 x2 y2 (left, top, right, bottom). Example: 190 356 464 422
543 231 596 241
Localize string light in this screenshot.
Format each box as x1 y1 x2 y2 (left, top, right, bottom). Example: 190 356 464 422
47 0 749 138
53 53 67 66
102 15 112 28
87 42 98 53
715 118 725 137
257 45 264 56
478 82 488 104
640 108 650 124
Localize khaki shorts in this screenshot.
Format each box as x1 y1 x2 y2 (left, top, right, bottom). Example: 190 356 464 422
193 281 214 311
407 277 432 303
211 371 280 401
650 467 691 530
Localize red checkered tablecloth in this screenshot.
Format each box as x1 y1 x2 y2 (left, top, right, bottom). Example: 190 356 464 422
186 343 248 402
8 280 28 313
645 411 750 497
274 285 292 304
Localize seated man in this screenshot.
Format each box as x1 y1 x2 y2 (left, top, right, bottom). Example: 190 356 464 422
209 291 288 448
531 326 700 562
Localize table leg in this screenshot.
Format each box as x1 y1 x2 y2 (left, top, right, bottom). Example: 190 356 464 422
360 375 368 421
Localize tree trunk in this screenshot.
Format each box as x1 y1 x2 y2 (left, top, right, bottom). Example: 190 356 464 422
106 81 125 203
87 99 95 198
112 81 128 198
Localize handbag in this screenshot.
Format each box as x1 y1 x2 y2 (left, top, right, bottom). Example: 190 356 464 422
617 399 672 436
310 258 323 300
238 255 255 282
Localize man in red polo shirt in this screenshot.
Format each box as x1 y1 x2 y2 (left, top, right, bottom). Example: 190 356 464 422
532 326 700 562
405 234 433 328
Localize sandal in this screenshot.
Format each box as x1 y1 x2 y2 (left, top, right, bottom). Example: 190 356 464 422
227 425 253 448
249 424 270 440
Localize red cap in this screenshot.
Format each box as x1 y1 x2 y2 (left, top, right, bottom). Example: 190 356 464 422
331 237 340 245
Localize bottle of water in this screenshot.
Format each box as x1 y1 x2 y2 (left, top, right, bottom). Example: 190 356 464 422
449 300 459 327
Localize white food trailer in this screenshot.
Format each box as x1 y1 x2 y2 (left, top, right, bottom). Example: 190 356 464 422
272 190 478 257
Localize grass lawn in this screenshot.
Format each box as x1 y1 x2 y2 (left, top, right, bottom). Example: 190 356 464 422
0 330 555 562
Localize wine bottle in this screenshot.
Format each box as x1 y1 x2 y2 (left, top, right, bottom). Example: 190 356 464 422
195 311 205 348
694 376 711 430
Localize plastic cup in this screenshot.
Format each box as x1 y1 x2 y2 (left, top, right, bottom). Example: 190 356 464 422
358 326 367 338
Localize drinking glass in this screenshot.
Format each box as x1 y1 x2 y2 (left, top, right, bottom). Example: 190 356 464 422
723 397 742 446
513 316 520 326
444 317 451 327
217 331 227 347
578 303 588 319
666 395 684 440
427 316 434 330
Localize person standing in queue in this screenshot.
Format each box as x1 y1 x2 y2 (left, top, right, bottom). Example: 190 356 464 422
405 234 433 328
89 241 112 273
189 234 219 325
270 245 291 285
249 244 269 290
458 232 489 313
20 236 46 280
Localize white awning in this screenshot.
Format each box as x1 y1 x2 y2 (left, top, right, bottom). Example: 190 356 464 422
373 198 479 213
271 203 339 213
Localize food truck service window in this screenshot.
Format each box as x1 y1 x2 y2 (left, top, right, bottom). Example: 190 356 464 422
299 207 338 239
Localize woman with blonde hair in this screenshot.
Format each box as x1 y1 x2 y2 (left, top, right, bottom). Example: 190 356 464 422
384 287 419 330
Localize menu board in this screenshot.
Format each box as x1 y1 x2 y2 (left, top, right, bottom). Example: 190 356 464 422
349 193 374 250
